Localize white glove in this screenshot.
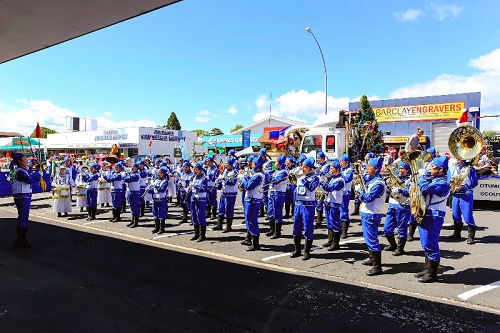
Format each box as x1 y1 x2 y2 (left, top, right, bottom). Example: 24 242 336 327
391 187 400 195
354 184 361 193
418 169 425 177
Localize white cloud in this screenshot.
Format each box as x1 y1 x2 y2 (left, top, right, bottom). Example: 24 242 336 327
430 3 462 21
394 9 424 22
0 99 157 135
194 109 212 123
390 48 500 130
227 106 238 114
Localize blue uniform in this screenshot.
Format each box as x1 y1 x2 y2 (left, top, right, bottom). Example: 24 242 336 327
103 172 123 210
190 173 208 226
82 172 99 208
315 162 329 212
384 174 411 239
139 169 148 206
359 175 386 252
218 169 238 219
294 173 320 240
340 165 354 223
150 178 168 220
242 171 265 236
206 165 219 209
179 170 194 213
12 167 40 228
124 171 141 216
262 169 273 214
418 175 450 261
268 168 288 225
448 164 478 227
285 165 297 215
321 174 345 233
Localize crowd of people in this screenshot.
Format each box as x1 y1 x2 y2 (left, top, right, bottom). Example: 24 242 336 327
7 133 493 284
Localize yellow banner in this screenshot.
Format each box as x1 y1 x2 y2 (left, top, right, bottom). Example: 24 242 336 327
383 136 427 144
373 102 465 123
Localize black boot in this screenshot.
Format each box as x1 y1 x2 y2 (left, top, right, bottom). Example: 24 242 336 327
270 223 282 239
197 225 207 242
361 252 373 266
152 219 160 234
57 212 62 217
328 232 341 251
290 236 302 258
211 206 217 221
80 207 84 212
93 207 97 220
467 225 477 244
408 224 416 241
302 239 313 260
115 211 121 222
169 197 173 204
315 210 323 227
384 234 397 252
284 203 291 219
101 203 105 208
180 209 188 224
190 225 200 241
247 235 260 251
366 251 382 276
414 255 429 278
222 218 233 233
109 209 117 222
126 216 134 227
418 260 439 283
158 219 166 234
212 216 224 230
259 205 265 217
291 204 295 216
265 219 276 237
206 204 211 218
323 229 334 247
106 203 111 207
140 205 145 217
86 207 92 221
448 223 462 240
14 227 31 249
122 201 126 213
341 221 349 239
393 238 407 256
175 195 180 207
352 203 360 216
146 201 150 208
241 231 252 246
130 215 139 228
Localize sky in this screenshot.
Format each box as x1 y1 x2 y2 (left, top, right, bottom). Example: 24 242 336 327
1 0 499 135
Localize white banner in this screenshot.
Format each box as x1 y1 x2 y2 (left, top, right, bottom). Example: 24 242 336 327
474 178 500 201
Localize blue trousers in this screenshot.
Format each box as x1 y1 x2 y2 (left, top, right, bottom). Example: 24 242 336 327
218 192 236 219
316 199 324 212
384 206 411 239
245 198 261 236
452 193 475 226
262 191 269 211
293 202 315 240
207 188 217 207
340 193 351 223
361 213 382 252
111 190 123 210
180 191 190 211
128 191 141 216
286 185 296 205
268 191 285 224
191 199 207 226
418 214 444 261
326 204 341 232
241 190 246 207
86 189 98 208
153 198 168 219
14 195 31 228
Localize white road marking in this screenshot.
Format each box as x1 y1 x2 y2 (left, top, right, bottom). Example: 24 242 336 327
442 223 453 227
262 237 365 262
153 231 195 239
457 280 500 300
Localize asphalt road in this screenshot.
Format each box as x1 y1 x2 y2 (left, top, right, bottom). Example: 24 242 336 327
0 193 499 332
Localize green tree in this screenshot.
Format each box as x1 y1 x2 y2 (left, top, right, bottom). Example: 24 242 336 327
482 130 498 137
193 129 210 137
209 128 224 136
230 124 244 133
352 95 384 160
31 127 57 138
165 112 181 130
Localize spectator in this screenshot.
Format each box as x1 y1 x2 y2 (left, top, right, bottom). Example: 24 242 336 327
405 128 424 152
474 145 493 176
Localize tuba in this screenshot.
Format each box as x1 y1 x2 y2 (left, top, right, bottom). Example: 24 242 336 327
448 125 484 193
352 162 367 192
385 164 406 204
401 151 428 224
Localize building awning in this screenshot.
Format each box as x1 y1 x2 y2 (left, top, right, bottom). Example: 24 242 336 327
257 127 288 145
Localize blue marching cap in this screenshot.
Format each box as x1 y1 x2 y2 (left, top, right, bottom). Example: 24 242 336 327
426 146 436 157
430 156 448 169
159 166 169 175
330 159 341 169
206 156 214 162
276 155 286 165
228 149 235 155
227 157 235 165
285 155 295 163
194 162 204 170
247 155 255 162
253 156 265 169
12 152 25 163
259 148 267 155
155 158 162 164
366 152 374 159
398 161 411 170
183 161 192 168
160 161 168 167
303 157 316 169
317 151 326 159
368 157 383 171
133 162 141 168
340 154 349 162
298 154 307 164
115 162 124 169
139 159 145 165
91 163 99 170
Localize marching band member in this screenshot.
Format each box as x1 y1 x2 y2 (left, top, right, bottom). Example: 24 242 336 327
448 158 479 244
266 155 289 239
165 159 176 204
284 155 296 219
82 163 100 221
320 159 344 251
52 165 73 217
357 157 386 276
383 161 411 256
213 157 238 232
240 155 254 205
179 161 194 224
352 152 373 216
139 160 148 216
11 152 41 248
97 161 112 208
124 162 142 228
205 156 220 221
339 154 354 238
415 156 450 283
314 151 330 227
103 162 124 222
261 160 274 218
144 159 155 209
75 165 88 213
290 157 319 260
190 162 208 242
228 149 239 171
240 156 266 251
174 159 183 207
149 166 169 234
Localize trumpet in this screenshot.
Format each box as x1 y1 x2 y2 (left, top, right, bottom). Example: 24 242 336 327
288 168 303 185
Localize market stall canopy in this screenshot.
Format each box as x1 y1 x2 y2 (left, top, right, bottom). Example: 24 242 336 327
0 0 180 64
0 137 43 151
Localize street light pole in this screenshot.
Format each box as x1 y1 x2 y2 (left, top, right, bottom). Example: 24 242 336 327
305 27 328 115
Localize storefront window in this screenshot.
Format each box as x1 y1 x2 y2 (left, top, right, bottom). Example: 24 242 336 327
326 135 335 152
301 135 322 154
